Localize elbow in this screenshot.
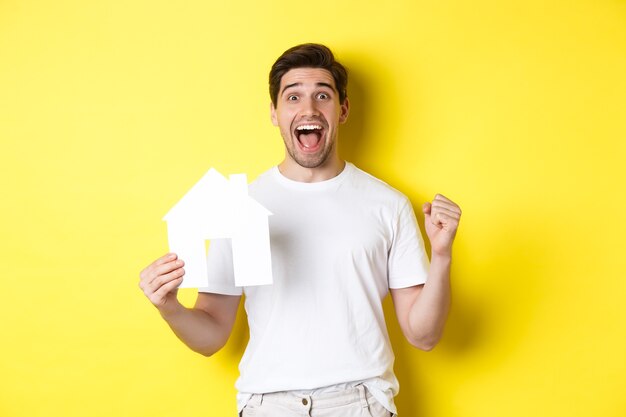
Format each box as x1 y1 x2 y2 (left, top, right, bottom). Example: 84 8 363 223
196 348 216 357
410 340 437 352
191 340 226 357
414 341 437 352
407 333 441 352
195 346 222 357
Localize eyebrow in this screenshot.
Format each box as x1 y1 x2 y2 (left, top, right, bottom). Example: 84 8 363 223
280 82 336 96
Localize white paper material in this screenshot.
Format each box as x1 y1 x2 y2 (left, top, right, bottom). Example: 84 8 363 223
163 168 273 288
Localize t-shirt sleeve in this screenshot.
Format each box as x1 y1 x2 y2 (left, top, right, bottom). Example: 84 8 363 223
388 198 430 289
198 238 243 296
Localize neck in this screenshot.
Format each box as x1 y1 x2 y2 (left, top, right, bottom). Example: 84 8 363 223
278 156 346 183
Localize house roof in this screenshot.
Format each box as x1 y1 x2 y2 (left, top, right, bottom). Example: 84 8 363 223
163 168 272 222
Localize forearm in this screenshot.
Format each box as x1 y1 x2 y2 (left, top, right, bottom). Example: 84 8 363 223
407 254 452 350
159 303 232 356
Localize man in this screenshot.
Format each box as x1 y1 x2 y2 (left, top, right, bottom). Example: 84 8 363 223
139 43 461 417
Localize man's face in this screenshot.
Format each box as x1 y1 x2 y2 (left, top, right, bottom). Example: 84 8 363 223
271 67 349 169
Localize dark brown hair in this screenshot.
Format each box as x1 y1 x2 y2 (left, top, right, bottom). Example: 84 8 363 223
269 43 348 106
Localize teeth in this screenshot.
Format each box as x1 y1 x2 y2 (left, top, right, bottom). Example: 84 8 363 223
296 124 322 131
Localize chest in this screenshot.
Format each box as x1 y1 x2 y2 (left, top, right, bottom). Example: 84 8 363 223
266 192 394 263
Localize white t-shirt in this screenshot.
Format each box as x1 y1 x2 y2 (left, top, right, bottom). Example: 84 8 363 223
199 162 430 413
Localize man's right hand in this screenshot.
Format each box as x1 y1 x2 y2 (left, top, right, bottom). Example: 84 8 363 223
138 252 240 356
139 253 185 315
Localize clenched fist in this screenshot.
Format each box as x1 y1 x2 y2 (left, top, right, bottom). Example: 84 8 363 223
422 194 461 257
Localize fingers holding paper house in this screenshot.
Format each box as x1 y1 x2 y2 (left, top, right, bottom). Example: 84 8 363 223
139 252 185 312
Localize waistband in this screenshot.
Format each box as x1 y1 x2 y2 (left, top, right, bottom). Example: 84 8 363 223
248 384 371 411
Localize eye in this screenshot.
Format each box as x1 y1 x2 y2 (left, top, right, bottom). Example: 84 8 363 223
317 92 329 100
287 95 298 101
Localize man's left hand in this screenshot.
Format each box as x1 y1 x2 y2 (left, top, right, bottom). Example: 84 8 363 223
422 194 462 257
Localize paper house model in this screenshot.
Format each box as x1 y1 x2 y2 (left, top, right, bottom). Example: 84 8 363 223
163 168 273 288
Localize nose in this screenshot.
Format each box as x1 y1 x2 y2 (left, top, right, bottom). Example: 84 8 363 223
301 97 320 117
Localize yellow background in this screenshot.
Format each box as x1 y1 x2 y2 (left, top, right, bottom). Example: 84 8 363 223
1 1 625 416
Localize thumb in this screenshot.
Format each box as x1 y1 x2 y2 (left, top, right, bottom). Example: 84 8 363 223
422 201 432 216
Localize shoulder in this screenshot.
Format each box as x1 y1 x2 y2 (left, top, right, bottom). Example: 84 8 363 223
248 167 277 192
346 163 411 207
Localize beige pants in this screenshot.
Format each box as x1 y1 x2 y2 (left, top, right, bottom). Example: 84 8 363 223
240 384 395 417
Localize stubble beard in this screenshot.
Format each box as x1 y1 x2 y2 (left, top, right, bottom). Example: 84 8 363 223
283 131 336 169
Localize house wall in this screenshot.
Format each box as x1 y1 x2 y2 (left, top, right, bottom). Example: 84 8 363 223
1 1 625 416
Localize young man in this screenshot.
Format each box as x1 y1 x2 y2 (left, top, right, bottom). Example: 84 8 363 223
139 43 462 417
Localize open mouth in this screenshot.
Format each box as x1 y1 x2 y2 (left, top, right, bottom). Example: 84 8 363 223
294 124 325 152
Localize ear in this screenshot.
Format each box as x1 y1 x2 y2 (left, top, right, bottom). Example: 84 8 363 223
270 102 278 126
339 97 350 124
